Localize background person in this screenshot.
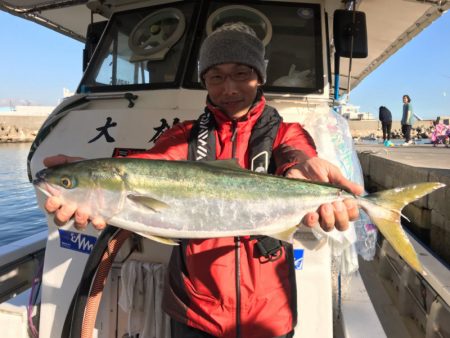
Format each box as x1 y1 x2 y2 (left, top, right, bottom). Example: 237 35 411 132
378 105 392 146
43 22 363 338
401 94 414 146
431 116 450 146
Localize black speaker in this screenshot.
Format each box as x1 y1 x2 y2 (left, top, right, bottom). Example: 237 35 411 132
333 10 368 58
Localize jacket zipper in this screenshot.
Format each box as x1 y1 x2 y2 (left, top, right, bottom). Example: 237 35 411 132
231 120 238 159
232 120 240 337
235 236 241 338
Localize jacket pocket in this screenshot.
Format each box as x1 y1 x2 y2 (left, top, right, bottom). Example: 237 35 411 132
182 274 220 305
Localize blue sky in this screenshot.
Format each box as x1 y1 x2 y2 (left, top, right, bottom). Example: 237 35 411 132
0 12 83 107
350 10 450 121
0 10 449 120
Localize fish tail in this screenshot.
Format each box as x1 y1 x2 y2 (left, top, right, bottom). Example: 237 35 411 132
359 182 445 274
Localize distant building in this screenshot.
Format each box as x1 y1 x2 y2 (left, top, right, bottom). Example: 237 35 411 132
0 105 54 116
337 103 375 120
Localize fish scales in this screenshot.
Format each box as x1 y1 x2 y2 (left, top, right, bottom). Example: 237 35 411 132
118 158 342 200
112 159 339 233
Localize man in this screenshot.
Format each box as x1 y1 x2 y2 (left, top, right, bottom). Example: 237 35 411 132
44 22 363 338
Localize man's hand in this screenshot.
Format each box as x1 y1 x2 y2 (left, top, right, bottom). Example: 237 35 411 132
42 155 107 230
285 157 364 232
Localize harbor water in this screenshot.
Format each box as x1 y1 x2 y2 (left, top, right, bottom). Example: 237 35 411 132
0 142 46 247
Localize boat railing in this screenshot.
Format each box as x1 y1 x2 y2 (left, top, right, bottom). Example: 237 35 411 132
371 233 450 337
0 230 47 303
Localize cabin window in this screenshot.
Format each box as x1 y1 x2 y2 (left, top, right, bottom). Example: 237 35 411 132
184 2 324 94
79 1 198 92
78 1 323 95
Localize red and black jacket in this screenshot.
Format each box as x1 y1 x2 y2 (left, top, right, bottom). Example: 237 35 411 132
128 94 317 338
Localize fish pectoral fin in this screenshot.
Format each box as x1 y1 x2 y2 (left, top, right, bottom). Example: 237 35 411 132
127 194 170 212
270 226 298 243
135 231 179 246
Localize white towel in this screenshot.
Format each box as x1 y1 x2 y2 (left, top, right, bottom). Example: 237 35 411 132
119 260 170 338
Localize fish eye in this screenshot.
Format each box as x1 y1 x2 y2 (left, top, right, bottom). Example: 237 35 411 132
60 176 76 189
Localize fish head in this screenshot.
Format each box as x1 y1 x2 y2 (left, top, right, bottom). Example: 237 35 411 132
34 166 78 198
33 160 127 219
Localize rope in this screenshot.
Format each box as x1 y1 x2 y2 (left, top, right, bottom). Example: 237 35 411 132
80 229 132 338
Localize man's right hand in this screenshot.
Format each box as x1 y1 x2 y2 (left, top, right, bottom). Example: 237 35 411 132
42 155 107 230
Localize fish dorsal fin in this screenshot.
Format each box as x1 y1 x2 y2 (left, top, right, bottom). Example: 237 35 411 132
200 159 245 171
127 194 170 212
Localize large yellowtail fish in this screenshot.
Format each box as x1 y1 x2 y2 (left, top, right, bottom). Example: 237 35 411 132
33 158 444 273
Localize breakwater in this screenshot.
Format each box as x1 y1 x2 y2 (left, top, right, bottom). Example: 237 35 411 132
348 120 434 140
0 115 46 142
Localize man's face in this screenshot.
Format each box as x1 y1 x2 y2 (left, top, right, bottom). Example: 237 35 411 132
203 63 260 119
403 96 408 103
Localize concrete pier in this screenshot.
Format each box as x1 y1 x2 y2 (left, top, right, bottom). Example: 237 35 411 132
356 143 450 265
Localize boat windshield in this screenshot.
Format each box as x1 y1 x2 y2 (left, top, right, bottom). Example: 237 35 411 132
79 1 323 94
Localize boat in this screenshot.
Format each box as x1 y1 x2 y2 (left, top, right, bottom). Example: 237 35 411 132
0 0 449 337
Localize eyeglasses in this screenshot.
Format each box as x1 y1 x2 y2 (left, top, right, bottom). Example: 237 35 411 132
203 68 255 85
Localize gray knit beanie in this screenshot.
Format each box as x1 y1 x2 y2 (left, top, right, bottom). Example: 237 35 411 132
199 22 266 84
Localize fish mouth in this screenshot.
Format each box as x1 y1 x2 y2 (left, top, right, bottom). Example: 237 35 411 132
33 169 57 197
33 169 48 188
33 168 46 184
34 183 52 198
32 169 45 187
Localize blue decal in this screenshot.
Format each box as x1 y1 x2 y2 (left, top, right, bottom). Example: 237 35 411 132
58 229 97 254
293 249 304 270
